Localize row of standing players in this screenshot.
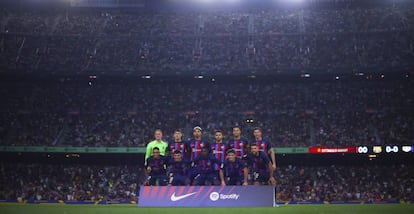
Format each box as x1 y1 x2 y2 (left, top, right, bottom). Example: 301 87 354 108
144 126 276 186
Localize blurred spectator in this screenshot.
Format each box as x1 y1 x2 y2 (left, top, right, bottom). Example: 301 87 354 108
275 164 414 202
0 4 413 74
0 163 412 202
0 163 143 201
0 79 413 147
0 3 413 147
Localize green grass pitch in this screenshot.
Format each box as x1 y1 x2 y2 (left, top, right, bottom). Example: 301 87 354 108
1 203 413 214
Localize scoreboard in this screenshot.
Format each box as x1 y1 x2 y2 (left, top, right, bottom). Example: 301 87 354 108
308 145 414 154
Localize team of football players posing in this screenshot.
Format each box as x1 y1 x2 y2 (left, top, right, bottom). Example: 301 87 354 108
144 126 276 186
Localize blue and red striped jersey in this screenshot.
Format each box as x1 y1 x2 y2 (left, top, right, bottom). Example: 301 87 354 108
220 158 246 178
226 138 249 158
167 140 190 159
145 155 168 176
188 139 211 162
211 142 228 163
168 159 190 177
246 151 270 174
251 139 272 155
192 155 219 174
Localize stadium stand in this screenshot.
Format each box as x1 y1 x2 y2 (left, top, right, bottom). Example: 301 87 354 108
0 78 412 147
0 4 413 74
0 163 412 203
0 0 413 206
0 163 142 201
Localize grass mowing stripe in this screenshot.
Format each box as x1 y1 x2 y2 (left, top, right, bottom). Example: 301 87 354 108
0 204 413 214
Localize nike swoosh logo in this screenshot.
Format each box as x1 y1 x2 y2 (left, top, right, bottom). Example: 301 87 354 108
170 192 197 201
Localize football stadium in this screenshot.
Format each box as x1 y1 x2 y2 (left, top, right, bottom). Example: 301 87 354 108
0 0 413 213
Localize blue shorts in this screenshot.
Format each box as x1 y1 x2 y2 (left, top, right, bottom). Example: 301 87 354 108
147 174 167 186
192 173 219 185
189 168 198 181
250 172 269 184
169 174 190 186
225 176 243 185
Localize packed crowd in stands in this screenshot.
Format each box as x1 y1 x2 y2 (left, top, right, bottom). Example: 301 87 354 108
2 5 413 35
0 2 413 147
0 163 142 201
0 163 412 202
0 2 413 204
0 79 413 147
275 164 413 202
0 4 413 74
